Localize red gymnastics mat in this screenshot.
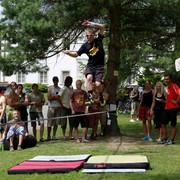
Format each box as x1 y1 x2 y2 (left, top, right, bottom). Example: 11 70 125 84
8 154 91 174
8 161 84 174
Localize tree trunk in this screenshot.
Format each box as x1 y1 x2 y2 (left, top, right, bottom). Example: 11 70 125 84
105 4 122 136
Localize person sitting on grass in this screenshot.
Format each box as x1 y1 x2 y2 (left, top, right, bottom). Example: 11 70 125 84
1 110 28 151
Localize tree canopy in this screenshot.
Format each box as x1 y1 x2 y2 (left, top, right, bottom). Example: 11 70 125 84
0 0 180 80
1 0 180 135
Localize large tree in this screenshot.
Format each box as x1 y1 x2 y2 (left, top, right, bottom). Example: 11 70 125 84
1 0 180 135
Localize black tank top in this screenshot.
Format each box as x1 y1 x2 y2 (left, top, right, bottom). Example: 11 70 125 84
155 93 166 110
141 90 153 108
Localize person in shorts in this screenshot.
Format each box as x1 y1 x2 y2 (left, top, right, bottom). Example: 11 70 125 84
150 82 166 143
129 85 140 122
2 110 28 151
162 74 180 145
47 76 61 140
97 81 109 136
64 20 105 103
70 80 89 143
28 84 45 142
57 76 73 140
88 83 100 140
139 80 154 141
16 84 29 132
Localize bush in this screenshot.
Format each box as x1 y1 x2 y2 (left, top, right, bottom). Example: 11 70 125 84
23 83 48 93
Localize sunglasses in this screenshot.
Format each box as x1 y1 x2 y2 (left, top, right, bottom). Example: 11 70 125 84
86 34 93 37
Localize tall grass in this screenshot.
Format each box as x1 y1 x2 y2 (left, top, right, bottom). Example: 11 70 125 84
0 114 179 180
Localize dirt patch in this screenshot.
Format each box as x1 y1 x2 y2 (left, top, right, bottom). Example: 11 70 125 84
105 134 155 152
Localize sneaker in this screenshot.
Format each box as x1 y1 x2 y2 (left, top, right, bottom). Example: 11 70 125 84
156 137 162 143
17 145 22 151
47 136 51 141
90 134 96 140
142 136 148 140
69 137 75 140
52 136 57 140
130 119 135 122
158 139 165 144
164 139 175 145
39 138 44 142
9 146 14 151
147 136 153 141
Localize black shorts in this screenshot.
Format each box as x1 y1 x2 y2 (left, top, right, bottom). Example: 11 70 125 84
30 112 44 127
61 107 73 128
71 112 89 128
164 108 178 126
84 65 104 82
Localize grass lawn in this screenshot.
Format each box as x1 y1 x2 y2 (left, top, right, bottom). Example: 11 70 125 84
0 113 180 180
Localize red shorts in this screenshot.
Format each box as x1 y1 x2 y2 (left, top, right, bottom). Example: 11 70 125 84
139 106 152 121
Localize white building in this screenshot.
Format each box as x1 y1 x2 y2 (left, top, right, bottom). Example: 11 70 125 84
0 36 88 88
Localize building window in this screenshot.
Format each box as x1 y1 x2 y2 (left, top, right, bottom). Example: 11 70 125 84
39 71 47 84
17 72 26 83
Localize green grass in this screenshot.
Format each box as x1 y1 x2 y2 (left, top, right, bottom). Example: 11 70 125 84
0 114 180 180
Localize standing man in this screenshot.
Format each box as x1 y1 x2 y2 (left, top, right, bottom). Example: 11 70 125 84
58 76 73 140
6 82 21 120
47 76 61 141
64 20 105 102
17 84 29 132
28 84 45 142
98 81 109 136
163 74 180 145
88 83 100 140
129 85 140 122
70 80 89 143
0 87 7 139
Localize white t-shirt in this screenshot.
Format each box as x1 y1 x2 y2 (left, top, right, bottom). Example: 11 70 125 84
48 85 61 108
58 86 73 109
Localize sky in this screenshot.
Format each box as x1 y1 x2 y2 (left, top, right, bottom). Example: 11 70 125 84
0 4 3 19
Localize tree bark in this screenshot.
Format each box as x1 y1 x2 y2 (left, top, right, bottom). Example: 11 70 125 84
105 3 122 136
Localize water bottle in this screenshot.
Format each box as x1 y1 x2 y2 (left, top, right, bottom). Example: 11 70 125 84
0 140 4 151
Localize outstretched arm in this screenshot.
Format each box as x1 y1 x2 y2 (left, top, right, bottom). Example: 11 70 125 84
82 20 104 36
64 50 79 58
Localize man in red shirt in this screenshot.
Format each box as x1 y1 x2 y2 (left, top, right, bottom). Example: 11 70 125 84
162 74 180 145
